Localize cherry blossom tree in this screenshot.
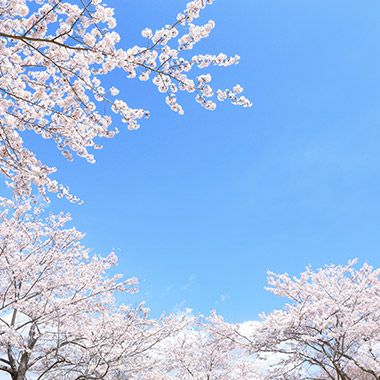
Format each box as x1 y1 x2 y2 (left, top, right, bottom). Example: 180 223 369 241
153 316 265 380
0 0 251 202
210 260 380 380
0 197 192 380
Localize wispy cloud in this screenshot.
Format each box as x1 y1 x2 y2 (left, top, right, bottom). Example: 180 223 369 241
216 294 230 304
172 300 193 317
183 274 196 290
162 284 173 295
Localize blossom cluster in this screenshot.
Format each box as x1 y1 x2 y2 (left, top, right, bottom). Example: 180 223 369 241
0 0 251 202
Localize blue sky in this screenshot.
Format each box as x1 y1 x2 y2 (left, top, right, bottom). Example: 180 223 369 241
30 0 380 322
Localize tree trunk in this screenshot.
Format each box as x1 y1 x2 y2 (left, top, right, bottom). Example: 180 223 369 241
15 323 38 380
16 353 29 380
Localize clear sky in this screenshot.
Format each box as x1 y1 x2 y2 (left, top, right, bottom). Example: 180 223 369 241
29 0 380 323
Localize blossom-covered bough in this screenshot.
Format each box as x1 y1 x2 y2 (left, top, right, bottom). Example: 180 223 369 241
0 0 251 202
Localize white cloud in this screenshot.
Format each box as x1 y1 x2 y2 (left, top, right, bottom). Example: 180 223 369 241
215 293 230 304
183 274 196 290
